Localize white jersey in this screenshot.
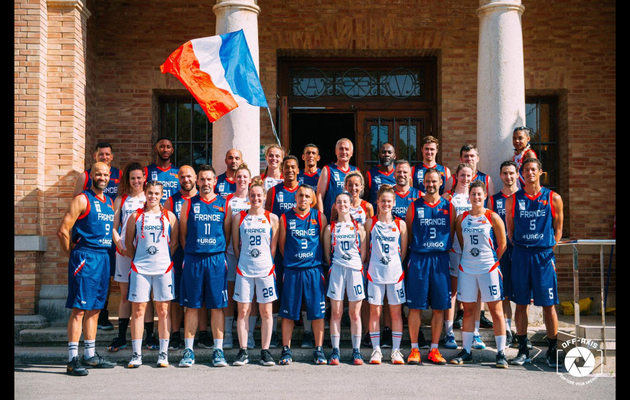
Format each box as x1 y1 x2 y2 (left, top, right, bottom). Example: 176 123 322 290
349 200 369 225
330 219 362 271
367 216 403 284
225 193 251 255
237 210 274 278
118 193 146 250
459 210 499 274
131 210 173 275
448 191 471 253
262 175 284 192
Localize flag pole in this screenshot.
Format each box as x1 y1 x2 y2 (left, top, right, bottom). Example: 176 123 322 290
266 106 281 146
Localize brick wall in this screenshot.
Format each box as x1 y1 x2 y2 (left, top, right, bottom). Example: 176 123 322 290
14 0 614 313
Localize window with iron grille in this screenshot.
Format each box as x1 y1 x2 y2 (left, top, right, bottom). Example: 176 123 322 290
158 96 212 170
525 96 558 190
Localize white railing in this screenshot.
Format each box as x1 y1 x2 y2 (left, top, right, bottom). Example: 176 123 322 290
556 239 616 364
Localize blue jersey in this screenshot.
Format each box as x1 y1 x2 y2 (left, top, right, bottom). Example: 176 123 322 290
269 183 299 217
298 169 321 191
72 189 115 252
83 166 120 200
511 187 557 249
392 187 420 219
409 197 453 253
411 163 447 194
322 163 358 221
165 191 189 221
366 166 396 209
184 195 227 254
145 163 180 204
282 208 323 269
488 191 511 245
214 172 236 197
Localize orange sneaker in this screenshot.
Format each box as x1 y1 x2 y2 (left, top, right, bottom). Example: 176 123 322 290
428 348 447 365
407 348 421 364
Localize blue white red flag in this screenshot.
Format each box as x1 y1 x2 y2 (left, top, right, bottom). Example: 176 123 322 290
160 29 268 122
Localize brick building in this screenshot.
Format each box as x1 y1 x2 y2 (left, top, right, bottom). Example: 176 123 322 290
15 0 615 320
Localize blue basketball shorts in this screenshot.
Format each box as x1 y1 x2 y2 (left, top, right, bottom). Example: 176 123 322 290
180 252 228 310
66 249 110 310
510 246 559 307
405 251 451 310
279 267 326 321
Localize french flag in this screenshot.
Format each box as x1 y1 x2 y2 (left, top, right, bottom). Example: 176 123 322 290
160 29 268 122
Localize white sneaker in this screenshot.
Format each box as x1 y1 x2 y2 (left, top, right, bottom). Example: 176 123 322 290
157 352 169 368
391 349 405 364
223 332 234 350
247 332 256 349
369 348 383 364
127 352 142 368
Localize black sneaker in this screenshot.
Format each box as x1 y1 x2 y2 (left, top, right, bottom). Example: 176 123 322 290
67 356 88 376
510 350 531 366
107 335 127 352
381 326 392 348
169 332 181 350
506 330 514 348
418 329 430 349
546 346 559 368
260 349 275 366
232 348 249 366
450 349 473 365
197 330 214 349
479 310 493 329
269 331 279 349
145 332 159 350
453 310 464 329
97 309 114 331
361 332 372 348
495 351 508 368
81 352 115 368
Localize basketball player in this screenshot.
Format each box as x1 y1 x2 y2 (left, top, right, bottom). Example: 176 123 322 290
108 162 146 353
511 126 538 189
215 148 243 197
323 192 368 365
278 185 328 365
506 158 563 368
365 143 396 210
411 136 451 195
231 179 279 366
317 138 359 221
145 137 180 204
298 143 321 190
163 165 197 350
366 185 408 365
178 165 230 368
58 162 116 375
450 181 508 368
405 168 454 365
125 181 178 368
258 144 285 191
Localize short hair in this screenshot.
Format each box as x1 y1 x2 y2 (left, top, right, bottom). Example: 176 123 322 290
297 184 315 196
421 136 440 150
282 155 299 167
198 164 216 177
95 142 113 152
499 160 519 173
394 159 411 169
522 157 542 170
459 144 478 157
303 143 319 153
155 136 173 146
469 180 487 194
424 168 441 181
335 138 353 150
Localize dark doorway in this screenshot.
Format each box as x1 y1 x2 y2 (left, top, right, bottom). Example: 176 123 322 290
290 112 355 168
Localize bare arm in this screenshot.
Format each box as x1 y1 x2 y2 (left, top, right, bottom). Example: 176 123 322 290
491 212 507 260
57 194 88 257
316 166 329 213
358 225 368 264
270 214 279 259
505 195 515 245
112 196 124 252
231 212 241 261
72 171 87 197
278 215 286 257
168 211 179 256
179 199 190 250
125 211 138 260
399 220 408 262
224 205 232 250
552 192 564 251
322 225 332 266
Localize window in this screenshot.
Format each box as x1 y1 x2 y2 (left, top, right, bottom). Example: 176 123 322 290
159 96 212 169
525 97 558 190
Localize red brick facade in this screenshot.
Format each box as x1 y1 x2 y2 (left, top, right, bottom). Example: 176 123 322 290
14 0 615 315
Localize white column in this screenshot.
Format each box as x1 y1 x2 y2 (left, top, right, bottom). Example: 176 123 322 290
212 0 262 175
476 0 526 190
